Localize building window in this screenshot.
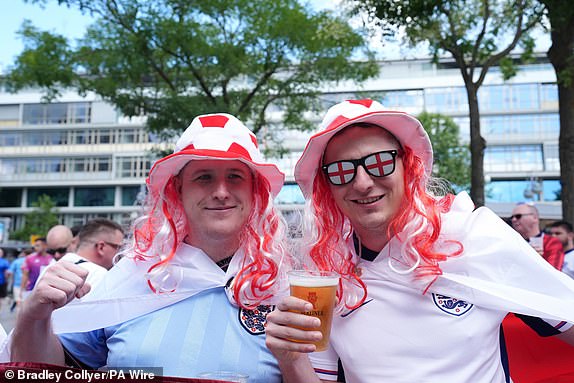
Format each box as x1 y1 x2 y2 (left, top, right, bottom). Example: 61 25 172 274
479 83 539 112
0 104 19 127
424 87 468 113
545 144 560 172
0 188 23 207
380 89 424 109
116 156 152 178
484 145 543 172
487 179 561 203
540 83 558 109
27 188 69 207
74 187 115 206
0 159 19 175
22 102 91 125
482 114 559 139
122 186 145 206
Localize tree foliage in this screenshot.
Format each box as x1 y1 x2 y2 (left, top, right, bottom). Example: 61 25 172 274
5 0 378 145
540 0 574 222
417 112 470 191
11 195 59 241
354 0 543 207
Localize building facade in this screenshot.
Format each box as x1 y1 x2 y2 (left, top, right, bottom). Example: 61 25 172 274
0 55 563 242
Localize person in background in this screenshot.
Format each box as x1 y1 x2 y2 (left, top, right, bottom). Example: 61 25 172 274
511 202 564 270
46 225 75 262
68 225 82 253
11 113 288 382
0 249 10 312
549 220 574 278
6 249 30 312
265 99 574 383
58 218 124 287
20 238 51 300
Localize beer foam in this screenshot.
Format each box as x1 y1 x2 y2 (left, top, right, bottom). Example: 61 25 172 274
288 275 339 287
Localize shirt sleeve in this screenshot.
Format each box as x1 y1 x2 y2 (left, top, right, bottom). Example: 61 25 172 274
515 313 574 337
309 343 340 381
58 329 108 369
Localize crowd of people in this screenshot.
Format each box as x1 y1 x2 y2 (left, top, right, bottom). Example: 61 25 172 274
0 218 125 314
1 100 574 382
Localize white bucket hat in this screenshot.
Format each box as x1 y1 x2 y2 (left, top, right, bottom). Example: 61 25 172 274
147 113 285 196
295 99 433 197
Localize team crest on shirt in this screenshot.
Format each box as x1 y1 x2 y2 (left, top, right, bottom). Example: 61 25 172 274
239 305 274 335
432 294 473 316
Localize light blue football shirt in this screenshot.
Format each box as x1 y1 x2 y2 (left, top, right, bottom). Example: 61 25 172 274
59 287 280 382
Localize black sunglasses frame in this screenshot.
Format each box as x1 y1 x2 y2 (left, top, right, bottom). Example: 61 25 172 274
322 150 399 186
46 247 68 255
510 213 534 220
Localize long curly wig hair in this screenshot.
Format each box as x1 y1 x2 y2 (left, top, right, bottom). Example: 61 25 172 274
120 166 289 309
304 128 463 311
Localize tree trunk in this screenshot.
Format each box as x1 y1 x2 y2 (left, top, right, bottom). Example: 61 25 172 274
557 85 574 223
465 83 486 207
547 8 574 223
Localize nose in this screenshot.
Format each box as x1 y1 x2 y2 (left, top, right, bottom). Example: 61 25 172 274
212 178 231 200
351 165 375 192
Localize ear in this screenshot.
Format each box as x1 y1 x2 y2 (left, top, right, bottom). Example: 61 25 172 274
95 241 106 256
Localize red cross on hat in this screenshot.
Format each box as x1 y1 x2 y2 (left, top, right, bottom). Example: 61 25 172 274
147 113 285 197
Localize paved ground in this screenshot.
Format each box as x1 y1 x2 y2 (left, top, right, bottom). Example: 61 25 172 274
0 300 18 334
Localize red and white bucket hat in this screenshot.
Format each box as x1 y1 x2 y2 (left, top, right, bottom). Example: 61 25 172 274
295 99 433 197
147 113 285 197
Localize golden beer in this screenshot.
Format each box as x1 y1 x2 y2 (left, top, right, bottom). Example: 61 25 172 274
288 271 339 352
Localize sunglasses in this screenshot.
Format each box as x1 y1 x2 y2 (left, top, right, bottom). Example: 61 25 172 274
102 241 122 251
46 247 68 255
510 213 534 220
322 150 398 186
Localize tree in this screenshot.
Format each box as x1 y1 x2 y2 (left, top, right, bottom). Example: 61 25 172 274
11 195 59 241
354 0 543 207
5 0 378 145
417 112 470 191
540 0 574 222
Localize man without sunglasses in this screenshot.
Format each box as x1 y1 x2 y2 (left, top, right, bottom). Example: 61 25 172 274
20 238 51 302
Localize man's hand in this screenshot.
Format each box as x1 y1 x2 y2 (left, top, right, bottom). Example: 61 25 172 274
265 296 323 361
20 261 91 322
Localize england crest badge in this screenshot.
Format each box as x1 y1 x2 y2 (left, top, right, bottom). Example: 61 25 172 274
239 305 275 335
432 293 473 316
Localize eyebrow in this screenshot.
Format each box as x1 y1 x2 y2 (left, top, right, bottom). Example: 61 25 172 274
191 167 249 175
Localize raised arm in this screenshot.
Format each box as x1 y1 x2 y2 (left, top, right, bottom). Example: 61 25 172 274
11 261 90 364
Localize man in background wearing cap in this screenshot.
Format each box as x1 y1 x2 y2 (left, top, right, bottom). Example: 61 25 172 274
265 99 574 382
11 113 288 382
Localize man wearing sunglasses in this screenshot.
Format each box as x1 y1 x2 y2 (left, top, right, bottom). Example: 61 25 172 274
265 99 574 383
46 225 75 261
511 203 564 270
55 218 125 288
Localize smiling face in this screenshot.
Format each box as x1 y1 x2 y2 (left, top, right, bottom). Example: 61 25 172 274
177 159 254 249
323 124 404 248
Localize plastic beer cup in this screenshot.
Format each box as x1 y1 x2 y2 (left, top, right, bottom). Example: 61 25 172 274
288 270 339 352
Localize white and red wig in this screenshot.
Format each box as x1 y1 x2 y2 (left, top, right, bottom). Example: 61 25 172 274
124 113 288 308
296 100 463 310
